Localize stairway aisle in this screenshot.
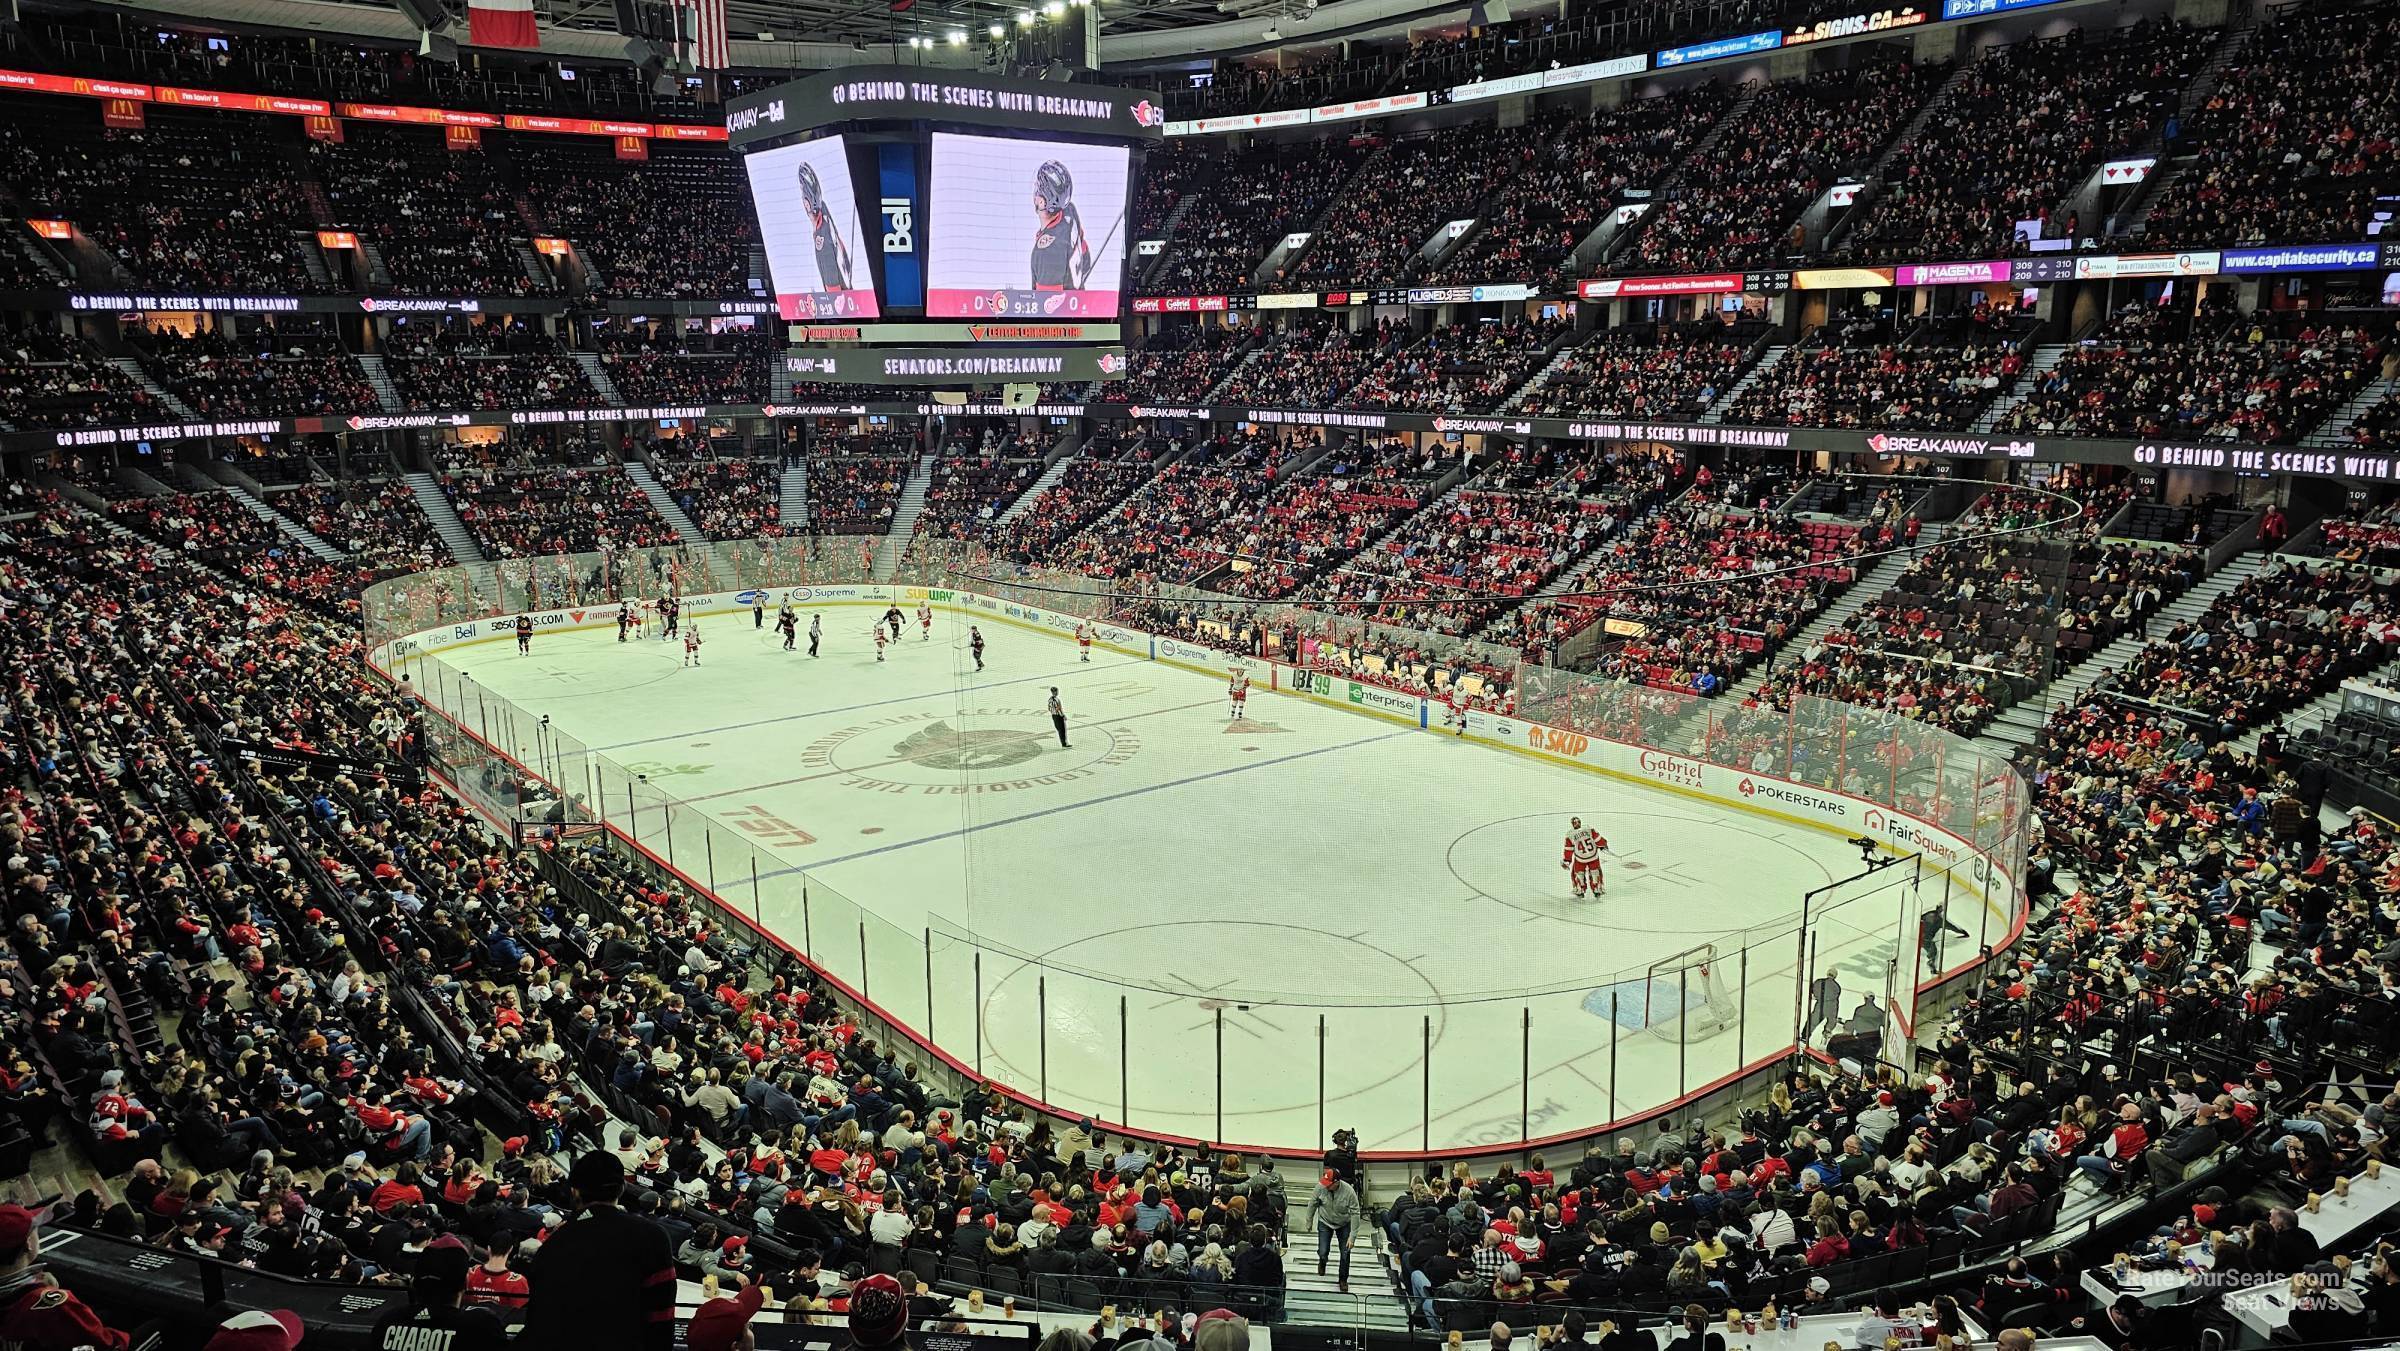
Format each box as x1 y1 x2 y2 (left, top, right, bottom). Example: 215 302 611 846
1970 344 2070 432
108 356 198 421
625 461 703 543
1977 552 2269 754
781 463 810 531
572 352 624 405
1702 347 1786 422
995 456 1073 524
355 354 406 413
224 483 346 563
1720 527 1935 706
405 471 488 565
870 453 938 580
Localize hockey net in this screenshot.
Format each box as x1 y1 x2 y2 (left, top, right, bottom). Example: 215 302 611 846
1641 942 1740 1043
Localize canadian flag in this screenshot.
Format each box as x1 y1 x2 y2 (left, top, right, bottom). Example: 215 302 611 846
469 0 540 48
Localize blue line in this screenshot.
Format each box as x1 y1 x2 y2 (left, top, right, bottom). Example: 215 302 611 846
583 654 1146 752
752 727 1411 880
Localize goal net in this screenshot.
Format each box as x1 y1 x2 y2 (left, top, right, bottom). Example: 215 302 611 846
1642 942 1740 1043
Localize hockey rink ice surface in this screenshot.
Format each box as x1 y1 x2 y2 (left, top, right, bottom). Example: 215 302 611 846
444 612 1993 1151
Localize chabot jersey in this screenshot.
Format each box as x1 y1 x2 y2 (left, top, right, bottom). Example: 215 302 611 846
1030 213 1082 288
812 216 850 289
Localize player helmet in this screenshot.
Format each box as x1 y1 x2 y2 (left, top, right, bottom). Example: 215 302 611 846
797 161 826 213
1034 159 1074 215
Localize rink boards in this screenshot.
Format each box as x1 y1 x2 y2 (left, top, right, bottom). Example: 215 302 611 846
378 581 2019 927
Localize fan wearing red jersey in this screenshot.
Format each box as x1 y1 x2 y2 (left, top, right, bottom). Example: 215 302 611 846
1562 817 1609 898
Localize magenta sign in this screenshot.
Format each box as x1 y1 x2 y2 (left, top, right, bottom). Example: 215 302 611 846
1896 259 2014 286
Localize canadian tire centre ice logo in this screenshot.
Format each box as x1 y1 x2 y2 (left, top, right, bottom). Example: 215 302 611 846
800 709 1138 794
894 718 1047 773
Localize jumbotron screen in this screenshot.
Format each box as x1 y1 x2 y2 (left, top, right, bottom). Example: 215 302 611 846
924 132 1132 319
745 137 883 321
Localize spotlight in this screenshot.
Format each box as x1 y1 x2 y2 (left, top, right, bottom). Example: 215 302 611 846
989 21 1006 36
947 28 966 42
1018 9 1035 22
1045 1 1065 16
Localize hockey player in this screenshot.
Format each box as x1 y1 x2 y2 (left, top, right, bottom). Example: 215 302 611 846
662 595 681 639
1561 817 1609 899
777 606 798 652
1076 621 1094 662
968 625 986 672
883 604 905 644
617 602 633 644
874 624 888 662
808 613 822 658
515 614 533 655
1228 667 1250 719
682 623 703 668
1442 686 1466 736
917 600 933 641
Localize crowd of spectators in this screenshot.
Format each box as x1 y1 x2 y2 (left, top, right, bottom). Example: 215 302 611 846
1998 304 2389 444
654 452 784 540
1510 325 1752 419
275 478 456 576
1344 317 1570 413
1 100 326 293
911 434 1046 543
2108 557 2400 726
1725 330 2021 431
1145 139 1371 295
313 125 544 296
1104 325 1257 405
141 329 382 418
517 140 755 297
984 433 1171 564
1514 495 1883 691
603 355 767 406
442 466 678 557
1214 320 1409 408
1301 447 1673 636
108 488 367 605
1431 88 1732 287
380 317 600 411
2344 391 2400 450
2138 2 2400 247
1293 120 1556 286
0 326 163 430
1624 63 1945 274
1845 19 2215 261
806 452 912 535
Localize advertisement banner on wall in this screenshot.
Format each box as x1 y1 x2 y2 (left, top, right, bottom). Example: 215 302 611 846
1895 259 2013 286
1656 30 1782 66
2219 243 2382 274
2074 251 2219 279
1579 273 1744 298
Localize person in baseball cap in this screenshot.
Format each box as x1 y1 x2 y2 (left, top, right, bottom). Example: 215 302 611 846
0 1203 132 1351
202 1310 302 1351
687 1280 772 1351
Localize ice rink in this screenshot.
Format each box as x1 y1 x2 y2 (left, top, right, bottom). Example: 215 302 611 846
439 605 1986 1150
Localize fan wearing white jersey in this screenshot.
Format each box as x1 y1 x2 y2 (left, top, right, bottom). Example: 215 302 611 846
1228 667 1250 719
1562 817 1609 898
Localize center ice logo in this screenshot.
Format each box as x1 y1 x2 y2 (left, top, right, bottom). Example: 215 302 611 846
893 718 1047 773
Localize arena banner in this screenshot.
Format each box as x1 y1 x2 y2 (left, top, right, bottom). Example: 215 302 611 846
15 396 2400 484
726 66 1167 147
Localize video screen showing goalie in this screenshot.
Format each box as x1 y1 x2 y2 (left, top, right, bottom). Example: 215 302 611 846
745 137 883 321
924 133 1131 319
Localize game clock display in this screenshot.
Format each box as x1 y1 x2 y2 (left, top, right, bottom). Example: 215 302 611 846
923 133 1133 319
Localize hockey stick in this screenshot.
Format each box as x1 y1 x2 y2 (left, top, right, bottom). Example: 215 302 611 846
1072 206 1127 289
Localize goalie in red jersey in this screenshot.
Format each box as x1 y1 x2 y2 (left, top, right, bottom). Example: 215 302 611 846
1562 817 1609 899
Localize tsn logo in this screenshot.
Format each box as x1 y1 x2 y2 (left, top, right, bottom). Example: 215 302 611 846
881 198 914 253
